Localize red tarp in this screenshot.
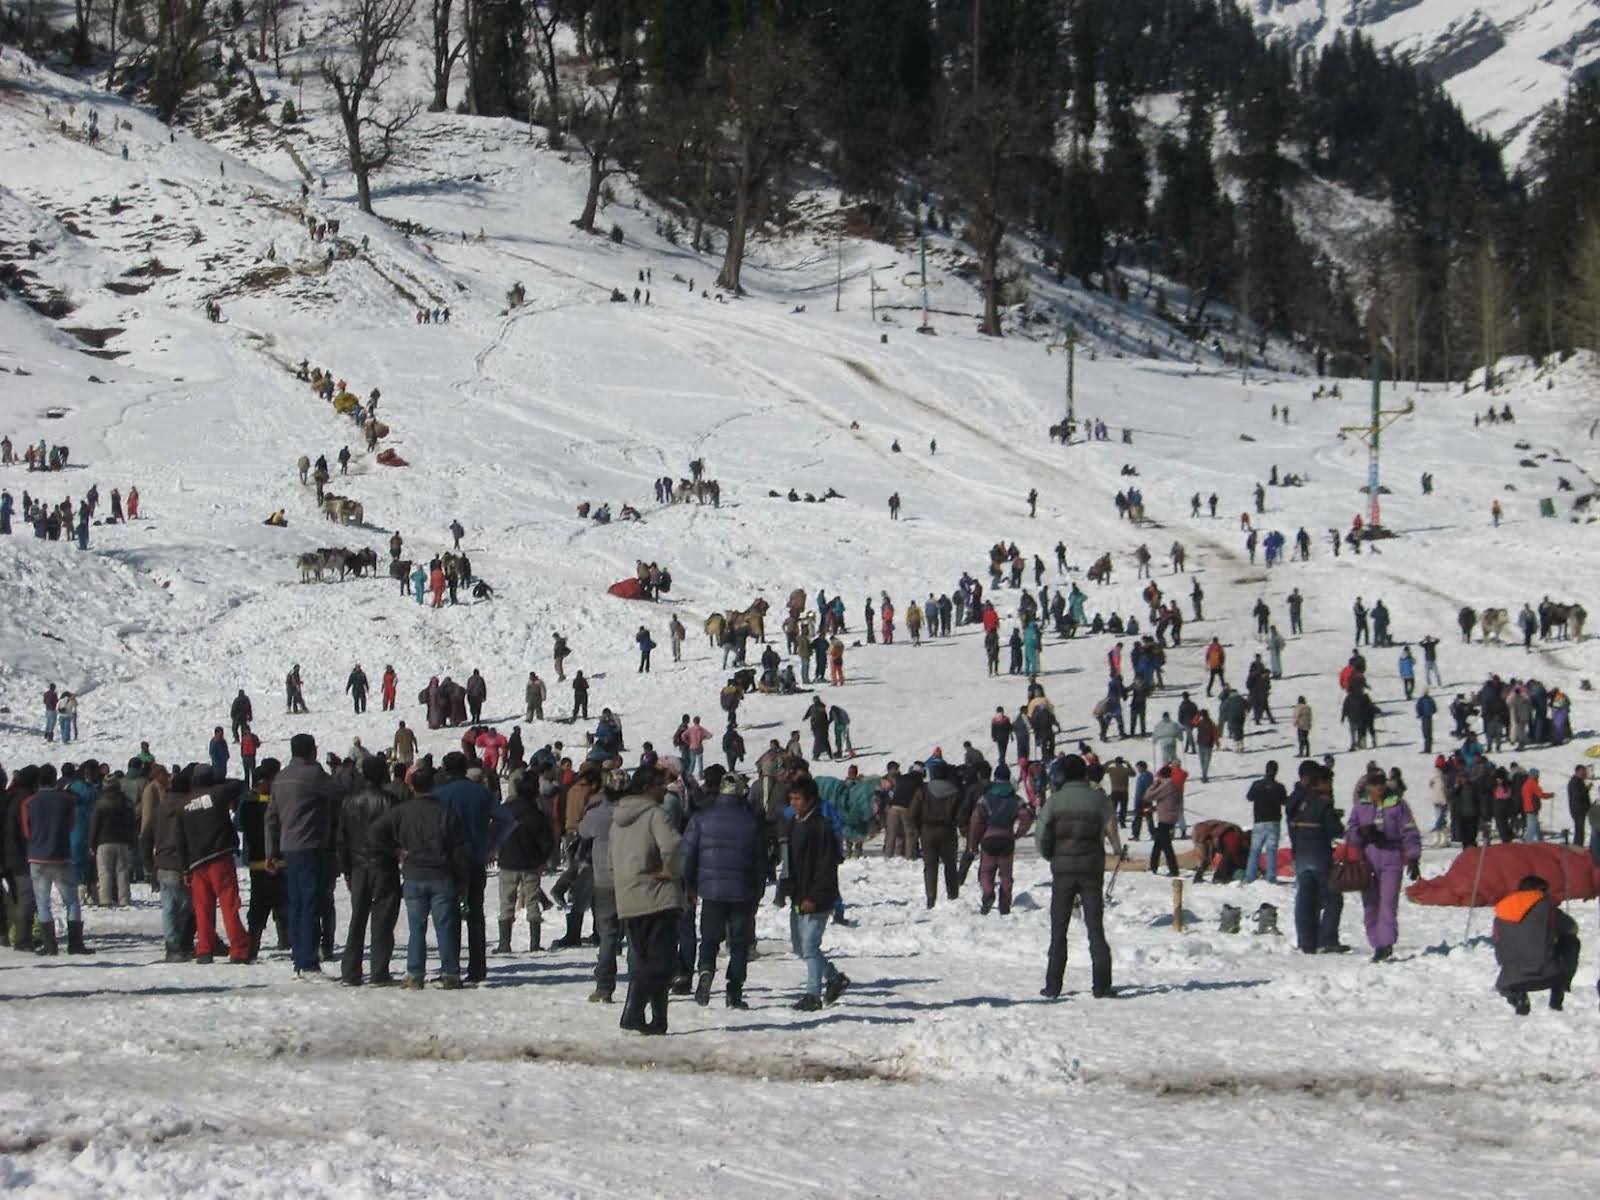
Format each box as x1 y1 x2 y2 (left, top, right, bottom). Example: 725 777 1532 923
607 577 645 600
1405 843 1600 907
375 449 408 467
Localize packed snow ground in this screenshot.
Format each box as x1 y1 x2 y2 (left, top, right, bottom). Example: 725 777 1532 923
3 48 1600 1199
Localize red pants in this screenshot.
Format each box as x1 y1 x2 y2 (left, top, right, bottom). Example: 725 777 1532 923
829 661 844 685
190 858 249 959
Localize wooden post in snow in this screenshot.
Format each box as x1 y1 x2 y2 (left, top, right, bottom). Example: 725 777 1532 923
1172 879 1184 933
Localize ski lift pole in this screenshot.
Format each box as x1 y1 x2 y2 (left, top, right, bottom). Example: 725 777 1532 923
1047 326 1079 430
902 234 942 334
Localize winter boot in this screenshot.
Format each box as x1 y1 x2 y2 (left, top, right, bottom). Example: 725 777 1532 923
619 983 648 1033
1549 988 1565 1012
35 925 59 956
670 972 692 996
274 914 291 951
551 912 583 949
1252 903 1279 936
528 920 541 952
694 971 714 1007
496 920 513 955
998 894 1012 916
725 983 749 1010
645 987 670 1035
11 922 34 953
980 895 994 915
1505 989 1530 1016
1218 904 1242 934
247 927 263 963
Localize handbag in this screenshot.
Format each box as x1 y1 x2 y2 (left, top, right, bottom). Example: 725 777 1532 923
1330 842 1376 893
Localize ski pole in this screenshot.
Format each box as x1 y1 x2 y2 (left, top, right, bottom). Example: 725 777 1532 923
1463 829 1490 942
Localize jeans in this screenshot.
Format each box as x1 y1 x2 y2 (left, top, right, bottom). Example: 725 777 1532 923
31 862 80 925
1293 858 1344 951
1524 812 1542 842
403 877 461 979
698 898 754 987
592 886 621 993
687 749 704 778
284 850 326 971
343 864 400 982
96 843 133 906
1244 822 1280 883
159 868 194 952
1045 872 1111 995
1425 661 1442 687
1197 744 1213 782
45 709 57 740
789 908 833 997
58 713 76 743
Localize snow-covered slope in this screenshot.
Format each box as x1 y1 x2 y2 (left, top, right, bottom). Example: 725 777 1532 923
1255 0 1598 161
3 42 1600 1200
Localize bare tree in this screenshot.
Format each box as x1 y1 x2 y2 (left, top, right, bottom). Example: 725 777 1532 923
320 0 420 215
528 0 564 147
105 0 122 88
572 58 636 232
1469 236 1512 392
427 0 464 112
259 0 284 75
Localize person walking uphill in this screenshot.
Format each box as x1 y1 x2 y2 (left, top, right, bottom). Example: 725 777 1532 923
682 773 765 1008
786 777 849 1011
1345 769 1422 962
266 734 341 981
609 767 684 1035
1035 755 1122 998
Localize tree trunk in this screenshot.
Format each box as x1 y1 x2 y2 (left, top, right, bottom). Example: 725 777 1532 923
429 0 454 112
978 209 1004 337
462 0 479 115
717 153 753 294
106 0 121 89
575 151 603 232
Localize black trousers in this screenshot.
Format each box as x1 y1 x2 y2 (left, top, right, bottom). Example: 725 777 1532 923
625 910 680 996
922 836 958 906
246 869 288 945
460 866 488 980
341 865 400 983
697 899 755 988
1045 873 1111 996
1150 822 1178 875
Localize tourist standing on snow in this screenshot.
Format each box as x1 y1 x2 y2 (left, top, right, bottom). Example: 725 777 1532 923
1287 761 1346 954
609 767 683 1034
1035 755 1121 998
266 734 340 981
682 773 763 1009
1345 768 1421 962
969 764 1032 915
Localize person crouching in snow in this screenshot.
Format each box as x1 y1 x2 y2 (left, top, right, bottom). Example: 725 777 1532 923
1493 874 1581 1015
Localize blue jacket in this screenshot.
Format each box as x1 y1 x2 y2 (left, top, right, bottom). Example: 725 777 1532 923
68 780 97 869
434 774 505 867
1416 694 1437 720
682 795 765 903
23 788 76 863
209 738 230 778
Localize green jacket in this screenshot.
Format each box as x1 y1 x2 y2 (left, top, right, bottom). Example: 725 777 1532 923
1035 780 1113 875
817 775 878 841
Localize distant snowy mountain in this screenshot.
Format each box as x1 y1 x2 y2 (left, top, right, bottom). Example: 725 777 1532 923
1252 0 1600 161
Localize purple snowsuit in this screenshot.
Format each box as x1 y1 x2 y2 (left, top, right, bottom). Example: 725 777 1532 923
1344 795 1421 952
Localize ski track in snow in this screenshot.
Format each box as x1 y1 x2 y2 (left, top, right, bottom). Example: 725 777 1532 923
2 42 1600 1199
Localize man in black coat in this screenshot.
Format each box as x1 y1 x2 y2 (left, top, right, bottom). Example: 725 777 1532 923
1286 762 1347 954
495 774 556 953
337 756 400 985
370 767 469 988
786 778 848 1011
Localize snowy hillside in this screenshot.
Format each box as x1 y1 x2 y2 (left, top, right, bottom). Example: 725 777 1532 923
1254 0 1599 161
3 37 1600 1200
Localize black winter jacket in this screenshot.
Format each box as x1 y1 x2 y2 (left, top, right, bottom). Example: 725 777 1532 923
787 809 840 910
337 786 396 876
370 795 468 886
496 792 556 873
175 781 244 870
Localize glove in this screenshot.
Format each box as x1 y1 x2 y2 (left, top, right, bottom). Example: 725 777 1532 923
1406 861 1420 882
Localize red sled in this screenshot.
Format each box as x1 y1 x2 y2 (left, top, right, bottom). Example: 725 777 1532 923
607 577 645 600
375 449 409 467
